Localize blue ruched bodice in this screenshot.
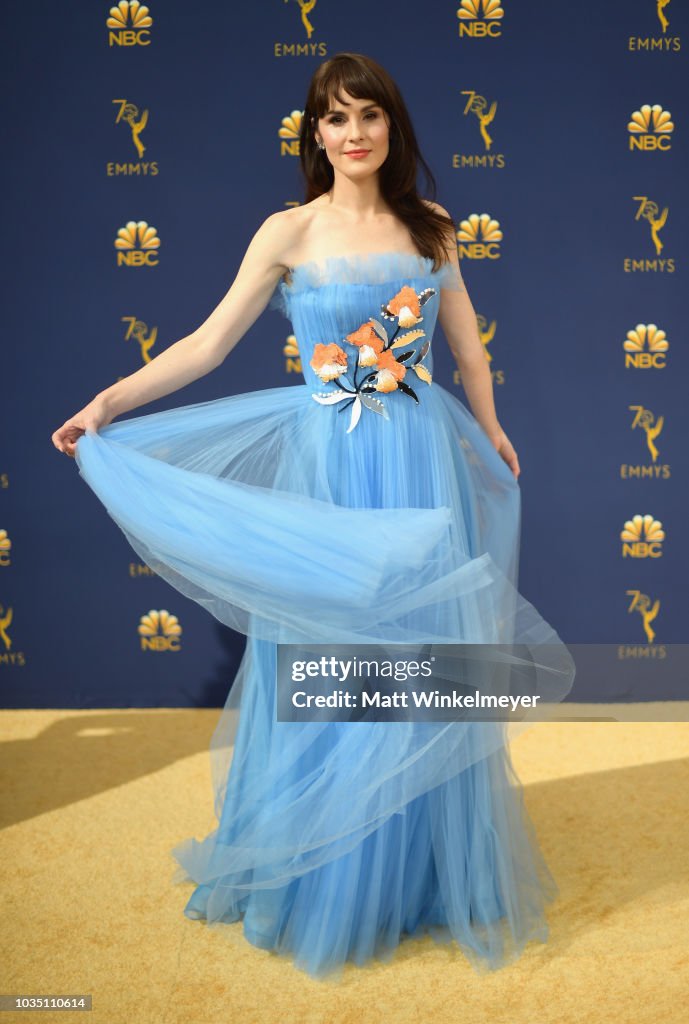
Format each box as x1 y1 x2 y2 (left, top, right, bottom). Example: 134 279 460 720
270 251 462 420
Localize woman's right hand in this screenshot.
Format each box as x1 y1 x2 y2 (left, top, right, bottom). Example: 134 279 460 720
51 395 114 458
489 428 521 480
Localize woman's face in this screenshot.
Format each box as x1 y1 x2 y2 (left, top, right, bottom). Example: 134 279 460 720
314 90 391 181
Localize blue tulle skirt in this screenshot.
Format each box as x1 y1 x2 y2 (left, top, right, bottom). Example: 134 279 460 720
74 369 575 980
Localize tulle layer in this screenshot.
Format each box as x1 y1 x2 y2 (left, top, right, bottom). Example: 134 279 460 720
175 637 558 980
74 389 455 638
74 380 573 720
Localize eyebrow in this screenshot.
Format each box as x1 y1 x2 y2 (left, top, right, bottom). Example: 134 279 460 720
324 102 380 116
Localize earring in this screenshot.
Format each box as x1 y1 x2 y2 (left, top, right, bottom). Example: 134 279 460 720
317 141 325 150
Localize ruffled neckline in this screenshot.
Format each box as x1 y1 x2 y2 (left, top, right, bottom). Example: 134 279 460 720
268 248 465 319
282 249 437 291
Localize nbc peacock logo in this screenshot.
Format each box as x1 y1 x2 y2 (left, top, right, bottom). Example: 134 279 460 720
623 324 669 369
114 221 160 267
457 0 504 38
628 104 674 152
0 529 11 568
279 111 303 156
620 514 664 559
456 214 502 261
138 609 182 652
283 333 301 374
107 1 153 47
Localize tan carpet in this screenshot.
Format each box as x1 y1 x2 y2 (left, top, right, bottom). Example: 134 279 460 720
1 707 687 1024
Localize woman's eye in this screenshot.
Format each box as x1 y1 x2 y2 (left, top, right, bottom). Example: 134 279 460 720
329 112 378 124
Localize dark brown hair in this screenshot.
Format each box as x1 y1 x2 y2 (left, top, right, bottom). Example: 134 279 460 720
298 53 456 273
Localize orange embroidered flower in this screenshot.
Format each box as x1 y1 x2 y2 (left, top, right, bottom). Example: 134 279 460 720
310 342 348 382
385 286 423 328
374 348 406 393
311 282 438 432
345 321 385 366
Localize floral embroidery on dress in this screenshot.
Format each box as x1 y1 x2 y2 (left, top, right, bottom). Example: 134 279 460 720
309 283 437 433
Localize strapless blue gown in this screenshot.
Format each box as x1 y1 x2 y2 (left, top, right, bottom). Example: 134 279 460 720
74 250 575 980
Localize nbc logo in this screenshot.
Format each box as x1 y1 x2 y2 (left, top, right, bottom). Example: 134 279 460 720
457 214 502 260
457 0 504 38
283 334 301 374
623 324 668 369
138 609 182 652
115 221 160 267
0 529 11 568
620 514 664 558
628 105 674 151
279 111 303 156
107 1 153 47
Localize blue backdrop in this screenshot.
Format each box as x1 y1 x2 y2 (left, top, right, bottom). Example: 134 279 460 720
2 0 687 707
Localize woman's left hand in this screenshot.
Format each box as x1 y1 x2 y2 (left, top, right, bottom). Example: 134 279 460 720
490 429 520 479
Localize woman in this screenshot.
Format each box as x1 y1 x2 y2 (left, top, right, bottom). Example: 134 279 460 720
52 53 574 980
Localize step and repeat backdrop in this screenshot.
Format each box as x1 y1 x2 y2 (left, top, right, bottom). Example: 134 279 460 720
2 1 687 707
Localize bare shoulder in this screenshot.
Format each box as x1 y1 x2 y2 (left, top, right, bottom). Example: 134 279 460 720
254 204 319 272
422 199 458 260
250 207 298 271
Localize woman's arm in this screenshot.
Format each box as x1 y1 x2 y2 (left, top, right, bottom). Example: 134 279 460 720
439 282 502 443
428 221 500 444
52 212 292 455
98 211 290 419
430 203 520 477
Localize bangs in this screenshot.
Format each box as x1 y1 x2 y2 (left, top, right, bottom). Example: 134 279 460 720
312 61 388 119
